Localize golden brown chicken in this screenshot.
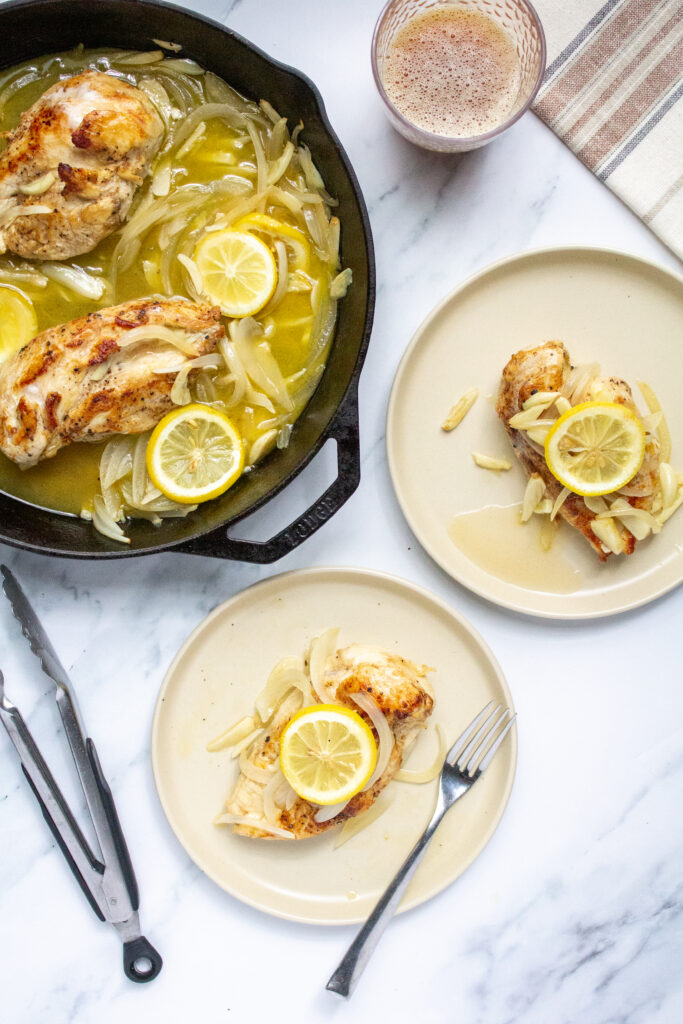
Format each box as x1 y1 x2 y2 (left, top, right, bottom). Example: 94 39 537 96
0 297 224 467
496 341 661 560
224 644 434 840
0 71 163 260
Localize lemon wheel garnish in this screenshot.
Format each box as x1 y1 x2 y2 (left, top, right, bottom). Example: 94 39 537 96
146 404 245 504
0 286 37 361
193 229 277 317
279 704 378 806
233 213 311 271
544 401 646 497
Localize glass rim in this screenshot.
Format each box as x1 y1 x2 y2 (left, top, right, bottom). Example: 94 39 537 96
370 0 548 147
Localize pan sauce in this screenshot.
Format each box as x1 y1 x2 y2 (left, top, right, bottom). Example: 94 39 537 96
0 46 345 521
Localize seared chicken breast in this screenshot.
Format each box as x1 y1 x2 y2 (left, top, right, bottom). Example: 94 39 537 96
496 341 661 560
226 645 434 840
0 71 163 260
0 297 224 467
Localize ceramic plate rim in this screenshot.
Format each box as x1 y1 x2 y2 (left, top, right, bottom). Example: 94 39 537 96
386 245 683 620
151 566 517 925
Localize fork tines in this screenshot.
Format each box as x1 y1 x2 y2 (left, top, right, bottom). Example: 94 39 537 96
447 701 516 777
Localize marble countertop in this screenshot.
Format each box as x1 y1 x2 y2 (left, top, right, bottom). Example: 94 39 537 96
1 2 681 1022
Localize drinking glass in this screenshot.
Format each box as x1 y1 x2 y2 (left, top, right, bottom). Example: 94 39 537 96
372 0 546 152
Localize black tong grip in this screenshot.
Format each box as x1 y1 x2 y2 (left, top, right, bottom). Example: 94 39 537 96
123 935 163 983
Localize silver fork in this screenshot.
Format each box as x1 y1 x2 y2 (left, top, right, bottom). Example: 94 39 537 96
326 701 516 998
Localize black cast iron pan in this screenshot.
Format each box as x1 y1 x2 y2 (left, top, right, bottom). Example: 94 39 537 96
0 0 374 561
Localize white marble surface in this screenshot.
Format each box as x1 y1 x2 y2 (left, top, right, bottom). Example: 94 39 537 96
0 1 681 1022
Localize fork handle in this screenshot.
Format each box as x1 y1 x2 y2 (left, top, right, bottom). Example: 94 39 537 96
326 803 447 998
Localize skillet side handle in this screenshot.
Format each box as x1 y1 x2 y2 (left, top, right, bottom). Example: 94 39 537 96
175 391 360 563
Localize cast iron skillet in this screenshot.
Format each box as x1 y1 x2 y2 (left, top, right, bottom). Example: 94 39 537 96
0 0 374 561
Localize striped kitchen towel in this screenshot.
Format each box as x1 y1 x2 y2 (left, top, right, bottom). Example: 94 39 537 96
532 0 683 259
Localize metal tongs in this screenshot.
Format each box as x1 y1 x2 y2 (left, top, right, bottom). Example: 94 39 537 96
0 566 162 983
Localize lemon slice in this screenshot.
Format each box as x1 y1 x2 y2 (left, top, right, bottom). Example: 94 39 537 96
0 286 37 361
146 404 245 504
279 704 378 806
194 229 277 317
544 401 646 496
233 213 311 271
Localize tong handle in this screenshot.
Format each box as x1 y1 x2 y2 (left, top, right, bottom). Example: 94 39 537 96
123 935 163 983
86 738 139 911
22 765 105 922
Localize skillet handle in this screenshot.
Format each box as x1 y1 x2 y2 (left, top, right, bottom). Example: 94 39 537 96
175 390 360 563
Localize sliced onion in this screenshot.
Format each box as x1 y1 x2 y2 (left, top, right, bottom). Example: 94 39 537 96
562 362 600 404
19 171 57 195
659 463 677 509
266 141 294 185
214 813 294 839
550 486 571 521
101 479 123 522
259 98 280 124
351 691 394 791
261 241 288 314
229 319 293 410
395 725 446 783
91 495 130 544
138 77 175 124
246 387 275 413
255 656 311 722
267 185 304 216
314 799 351 824
169 354 220 405
297 143 325 193
247 429 277 467
275 778 298 810
131 433 148 505
309 628 339 702
229 727 264 759
159 58 205 75
217 336 248 407
657 490 683 525
40 264 105 299
118 324 195 355
100 436 133 489
206 715 257 752
245 120 267 194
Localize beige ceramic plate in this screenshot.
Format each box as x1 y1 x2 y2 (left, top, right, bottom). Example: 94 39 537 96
387 247 683 619
151 567 516 925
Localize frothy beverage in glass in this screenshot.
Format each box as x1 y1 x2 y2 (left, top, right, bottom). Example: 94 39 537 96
382 5 522 138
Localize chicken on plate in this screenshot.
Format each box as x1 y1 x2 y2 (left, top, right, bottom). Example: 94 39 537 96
496 341 677 559
216 638 435 840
